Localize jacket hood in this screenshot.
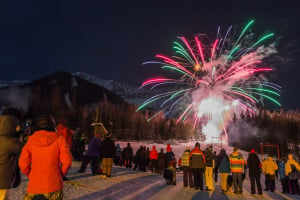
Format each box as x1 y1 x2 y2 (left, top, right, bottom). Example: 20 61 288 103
29 130 59 147
56 123 66 131
0 115 19 136
232 151 239 155
152 145 156 150
267 156 274 161
167 144 172 152
249 152 257 157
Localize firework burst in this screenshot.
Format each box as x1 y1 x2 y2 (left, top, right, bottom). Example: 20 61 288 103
137 20 281 142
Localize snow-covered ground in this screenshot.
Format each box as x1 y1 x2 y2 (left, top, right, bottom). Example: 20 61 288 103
10 141 300 200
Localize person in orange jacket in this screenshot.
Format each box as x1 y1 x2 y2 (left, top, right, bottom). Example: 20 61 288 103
19 114 72 200
149 145 158 173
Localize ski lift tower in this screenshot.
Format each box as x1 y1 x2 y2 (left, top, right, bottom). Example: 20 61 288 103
90 106 108 139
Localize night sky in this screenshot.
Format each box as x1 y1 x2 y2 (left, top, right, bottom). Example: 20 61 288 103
0 0 299 109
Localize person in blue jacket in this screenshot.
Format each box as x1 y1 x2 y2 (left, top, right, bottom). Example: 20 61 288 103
216 149 231 193
78 133 101 175
115 144 122 165
278 157 289 194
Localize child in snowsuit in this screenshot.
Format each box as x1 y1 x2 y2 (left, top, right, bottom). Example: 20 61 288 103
164 160 176 185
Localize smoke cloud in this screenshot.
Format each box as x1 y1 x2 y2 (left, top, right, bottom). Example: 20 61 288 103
0 87 31 112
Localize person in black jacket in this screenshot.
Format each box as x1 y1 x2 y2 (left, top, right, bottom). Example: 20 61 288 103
247 149 262 195
124 143 133 168
100 133 116 178
139 146 148 172
0 114 23 200
158 148 165 175
213 151 218 182
133 146 143 170
165 144 175 168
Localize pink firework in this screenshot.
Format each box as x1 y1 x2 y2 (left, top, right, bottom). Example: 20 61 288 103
137 20 281 142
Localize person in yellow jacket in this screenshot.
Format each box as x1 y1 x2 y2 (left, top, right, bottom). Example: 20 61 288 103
285 154 300 195
262 155 278 192
181 147 193 188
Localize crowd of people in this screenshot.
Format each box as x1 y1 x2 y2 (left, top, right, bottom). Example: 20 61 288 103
1 108 300 200
177 143 300 197
78 138 300 197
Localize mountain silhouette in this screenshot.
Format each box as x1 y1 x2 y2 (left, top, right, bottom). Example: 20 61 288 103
0 71 127 121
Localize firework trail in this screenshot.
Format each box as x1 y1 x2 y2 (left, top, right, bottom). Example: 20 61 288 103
137 20 281 142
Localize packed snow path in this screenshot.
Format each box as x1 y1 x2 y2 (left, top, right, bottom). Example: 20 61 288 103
10 160 300 200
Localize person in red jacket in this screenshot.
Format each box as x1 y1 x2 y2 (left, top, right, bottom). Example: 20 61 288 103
19 114 72 200
149 145 158 173
178 158 182 170
190 142 206 191
56 119 73 181
56 119 73 150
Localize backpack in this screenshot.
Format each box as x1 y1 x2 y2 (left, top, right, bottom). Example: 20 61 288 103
291 164 297 173
288 164 300 180
165 152 174 165
205 151 213 167
219 157 230 173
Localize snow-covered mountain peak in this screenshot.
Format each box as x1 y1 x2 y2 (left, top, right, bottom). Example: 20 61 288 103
73 71 152 105
0 80 29 88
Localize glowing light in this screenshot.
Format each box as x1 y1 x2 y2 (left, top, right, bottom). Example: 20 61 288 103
232 100 239 106
194 62 201 71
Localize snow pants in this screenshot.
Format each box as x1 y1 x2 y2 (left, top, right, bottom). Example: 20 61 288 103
205 166 214 190
0 189 8 200
150 159 158 173
193 168 204 190
23 190 63 200
289 179 299 194
280 177 289 193
265 174 275 191
220 173 229 192
102 158 113 177
79 155 100 175
250 175 262 194
232 172 243 193
125 159 133 168
182 166 194 187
